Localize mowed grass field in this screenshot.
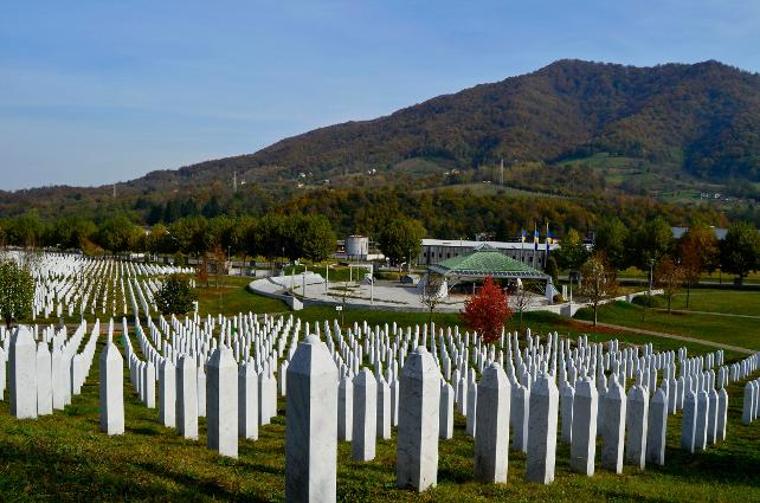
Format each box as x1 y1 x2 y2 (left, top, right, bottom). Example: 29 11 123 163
0 331 758 501
618 267 760 286
195 276 286 316
574 292 760 352
652 289 760 317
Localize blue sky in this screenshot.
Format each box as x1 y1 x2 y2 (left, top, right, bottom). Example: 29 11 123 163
2 1 759 190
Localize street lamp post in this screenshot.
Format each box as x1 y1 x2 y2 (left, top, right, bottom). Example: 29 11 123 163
325 263 330 293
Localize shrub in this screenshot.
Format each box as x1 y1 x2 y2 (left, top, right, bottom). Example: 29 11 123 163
155 274 197 315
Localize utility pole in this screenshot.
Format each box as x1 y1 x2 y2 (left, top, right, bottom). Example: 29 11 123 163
233 170 238 193
500 158 504 185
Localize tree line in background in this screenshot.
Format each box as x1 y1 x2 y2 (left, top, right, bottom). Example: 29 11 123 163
0 195 758 282
556 218 760 285
0 212 336 264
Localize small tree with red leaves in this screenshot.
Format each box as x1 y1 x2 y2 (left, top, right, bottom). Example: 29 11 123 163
461 276 512 344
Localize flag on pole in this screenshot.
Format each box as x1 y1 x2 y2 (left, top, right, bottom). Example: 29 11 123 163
544 222 551 268
520 229 526 243
533 225 539 251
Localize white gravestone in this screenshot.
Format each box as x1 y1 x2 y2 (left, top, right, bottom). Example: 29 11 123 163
439 381 454 440
560 383 574 444
10 327 37 419
207 346 238 458
99 341 125 435
352 368 377 461
474 362 511 483
396 346 440 492
258 371 271 426
36 342 53 416
239 361 259 441
694 386 709 451
159 359 176 428
706 386 718 445
466 381 478 438
144 362 156 409
646 388 667 466
338 376 353 442
510 383 529 453
197 365 206 418
681 387 698 452
600 373 626 474
526 370 558 484
625 376 649 469
285 334 338 503
570 377 598 476
377 377 392 440
177 355 199 440
716 388 728 442
51 347 65 410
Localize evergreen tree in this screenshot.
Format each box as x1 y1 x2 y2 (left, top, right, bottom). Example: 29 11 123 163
155 274 197 315
0 260 35 328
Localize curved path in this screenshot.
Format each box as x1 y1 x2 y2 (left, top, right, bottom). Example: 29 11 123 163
573 319 756 355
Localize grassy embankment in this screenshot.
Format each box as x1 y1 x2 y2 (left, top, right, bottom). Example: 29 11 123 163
575 293 760 352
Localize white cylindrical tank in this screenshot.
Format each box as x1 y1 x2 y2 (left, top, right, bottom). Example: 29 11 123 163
345 235 369 259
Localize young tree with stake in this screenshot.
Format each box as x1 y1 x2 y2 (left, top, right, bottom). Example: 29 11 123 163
579 253 618 326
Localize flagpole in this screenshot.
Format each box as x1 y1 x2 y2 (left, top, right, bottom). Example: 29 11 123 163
545 221 549 269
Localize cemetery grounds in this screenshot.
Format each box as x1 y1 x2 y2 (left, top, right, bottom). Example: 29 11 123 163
0 256 759 502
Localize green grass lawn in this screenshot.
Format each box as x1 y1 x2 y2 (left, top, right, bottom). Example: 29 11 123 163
650 289 760 317
1 333 759 501
575 301 760 351
195 276 287 316
619 267 760 285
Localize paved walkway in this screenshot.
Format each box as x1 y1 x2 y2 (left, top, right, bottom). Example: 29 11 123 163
652 308 760 320
573 319 756 355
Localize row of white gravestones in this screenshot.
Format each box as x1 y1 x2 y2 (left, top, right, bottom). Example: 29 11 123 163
84 311 760 503
79 314 760 500
730 353 760 382
551 347 731 470
4 311 746 503
5 251 191 320
743 379 760 425
448 331 739 482
121 317 286 459
125 316 287 439
6 321 97 420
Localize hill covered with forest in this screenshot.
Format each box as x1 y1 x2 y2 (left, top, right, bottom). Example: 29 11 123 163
164 59 760 186
2 59 760 225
